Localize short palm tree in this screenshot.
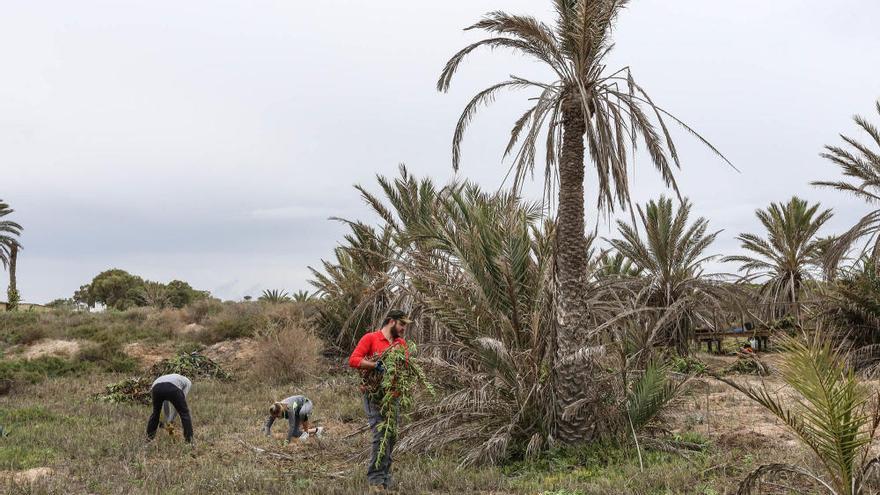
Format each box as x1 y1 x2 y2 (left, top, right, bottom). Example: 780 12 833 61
137 281 170 308
592 250 642 281
813 100 880 269
721 335 880 495
291 290 314 303
608 196 721 354
259 289 291 304
723 197 833 319
439 0 729 443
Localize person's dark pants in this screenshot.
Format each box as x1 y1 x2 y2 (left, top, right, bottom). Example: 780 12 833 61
146 383 193 443
364 394 399 488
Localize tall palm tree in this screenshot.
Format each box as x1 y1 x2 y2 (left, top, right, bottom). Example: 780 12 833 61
813 100 880 270
723 197 833 319
0 201 23 310
0 201 22 268
438 1 728 442
608 196 721 354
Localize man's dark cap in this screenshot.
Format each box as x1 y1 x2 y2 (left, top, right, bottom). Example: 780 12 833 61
386 309 412 324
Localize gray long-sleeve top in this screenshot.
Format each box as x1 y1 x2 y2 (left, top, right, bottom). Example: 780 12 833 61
263 395 312 442
151 374 192 424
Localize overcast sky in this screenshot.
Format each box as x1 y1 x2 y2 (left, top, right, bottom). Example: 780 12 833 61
2 0 878 304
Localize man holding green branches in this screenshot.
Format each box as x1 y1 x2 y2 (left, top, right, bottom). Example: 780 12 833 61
348 309 410 492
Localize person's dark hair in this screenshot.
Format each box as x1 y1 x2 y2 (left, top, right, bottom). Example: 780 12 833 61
382 309 412 327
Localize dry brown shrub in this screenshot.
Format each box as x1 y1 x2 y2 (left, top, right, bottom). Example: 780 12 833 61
146 308 186 334
252 321 324 385
184 298 224 325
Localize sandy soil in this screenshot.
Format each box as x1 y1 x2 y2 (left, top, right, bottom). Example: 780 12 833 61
202 338 260 371
669 352 803 455
123 342 176 368
178 323 205 335
0 467 55 484
21 339 82 360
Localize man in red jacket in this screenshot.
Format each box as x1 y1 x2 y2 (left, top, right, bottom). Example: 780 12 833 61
348 309 410 491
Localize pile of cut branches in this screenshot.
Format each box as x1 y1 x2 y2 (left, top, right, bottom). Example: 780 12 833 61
724 352 770 376
94 351 231 404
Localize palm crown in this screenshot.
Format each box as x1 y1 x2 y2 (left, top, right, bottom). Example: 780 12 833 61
439 1 727 203
813 100 880 266
0 200 23 270
724 196 832 309
608 196 721 353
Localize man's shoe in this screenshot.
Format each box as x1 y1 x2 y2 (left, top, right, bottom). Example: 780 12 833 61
314 426 324 438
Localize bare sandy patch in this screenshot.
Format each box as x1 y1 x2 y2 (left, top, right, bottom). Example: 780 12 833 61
202 338 259 371
22 339 81 360
178 323 205 335
0 467 55 484
123 342 175 368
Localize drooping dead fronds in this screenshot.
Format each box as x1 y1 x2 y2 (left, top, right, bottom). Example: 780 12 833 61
438 1 730 208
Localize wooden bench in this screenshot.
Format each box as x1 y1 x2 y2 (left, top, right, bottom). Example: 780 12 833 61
694 324 772 353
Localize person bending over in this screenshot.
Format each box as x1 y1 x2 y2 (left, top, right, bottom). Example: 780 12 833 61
262 395 323 443
146 373 193 444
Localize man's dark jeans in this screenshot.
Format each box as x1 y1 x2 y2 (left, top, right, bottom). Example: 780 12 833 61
364 394 399 488
147 382 193 442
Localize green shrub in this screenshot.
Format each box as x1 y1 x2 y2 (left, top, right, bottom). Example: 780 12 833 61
76 342 138 373
0 356 90 384
1 325 46 346
197 303 266 344
0 312 43 345
671 356 708 375
174 341 204 355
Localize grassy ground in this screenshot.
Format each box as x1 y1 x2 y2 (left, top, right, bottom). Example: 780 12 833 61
0 368 800 494
0 307 813 494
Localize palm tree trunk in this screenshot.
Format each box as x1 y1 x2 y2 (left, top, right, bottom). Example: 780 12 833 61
552 92 592 443
7 244 18 311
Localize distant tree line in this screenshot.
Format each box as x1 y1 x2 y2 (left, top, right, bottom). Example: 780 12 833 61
62 269 210 310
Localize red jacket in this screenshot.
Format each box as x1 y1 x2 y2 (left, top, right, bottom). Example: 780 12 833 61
348 330 407 368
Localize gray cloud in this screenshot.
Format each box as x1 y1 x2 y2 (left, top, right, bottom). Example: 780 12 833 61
1 0 878 303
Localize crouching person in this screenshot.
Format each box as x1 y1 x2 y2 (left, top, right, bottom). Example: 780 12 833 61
262 395 323 443
146 373 193 444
